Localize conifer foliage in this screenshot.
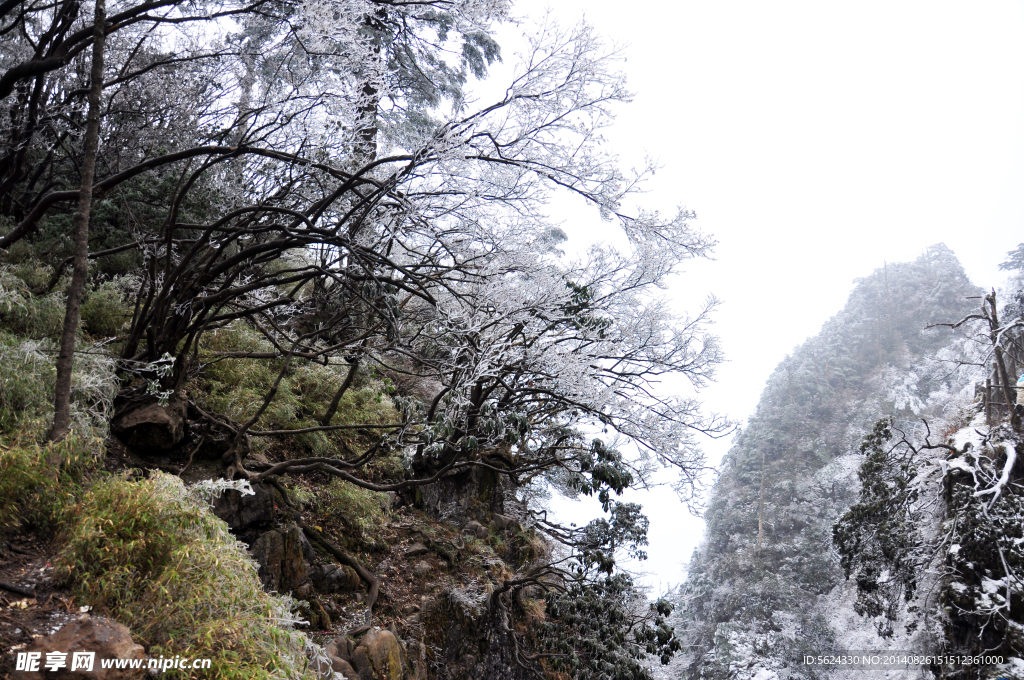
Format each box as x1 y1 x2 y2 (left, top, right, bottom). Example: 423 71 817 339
674 247 983 680
833 417 928 636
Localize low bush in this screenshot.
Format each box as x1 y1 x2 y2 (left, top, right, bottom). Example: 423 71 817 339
0 265 65 339
0 436 101 536
313 479 391 549
81 277 136 339
196 323 399 456
55 473 320 680
0 331 117 440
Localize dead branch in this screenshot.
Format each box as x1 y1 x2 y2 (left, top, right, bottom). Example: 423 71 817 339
0 580 36 598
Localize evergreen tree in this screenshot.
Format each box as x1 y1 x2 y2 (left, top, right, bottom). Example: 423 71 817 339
674 246 981 680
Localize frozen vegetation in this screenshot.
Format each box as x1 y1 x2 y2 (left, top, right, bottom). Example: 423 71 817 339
1 0 1023 675
668 245 1024 680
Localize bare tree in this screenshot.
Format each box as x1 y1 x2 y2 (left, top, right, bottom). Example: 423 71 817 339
930 289 1024 430
48 0 106 442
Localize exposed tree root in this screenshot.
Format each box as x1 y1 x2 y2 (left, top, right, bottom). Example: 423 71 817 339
263 477 380 614
300 523 380 613
0 580 36 598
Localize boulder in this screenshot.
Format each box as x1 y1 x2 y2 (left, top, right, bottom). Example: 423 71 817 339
349 646 372 679
250 524 315 593
111 398 187 451
349 629 404 680
462 520 488 540
325 635 355 661
412 561 432 577
211 482 275 532
322 599 341 619
331 657 358 679
20 616 145 679
490 513 520 532
404 640 428 680
299 599 332 630
311 563 361 593
403 543 429 558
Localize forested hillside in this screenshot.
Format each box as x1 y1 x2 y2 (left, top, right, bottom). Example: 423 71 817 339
0 1 721 678
4 0 1024 678
671 246 1024 680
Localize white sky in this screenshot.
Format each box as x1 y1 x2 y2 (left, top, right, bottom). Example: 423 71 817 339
477 0 1024 594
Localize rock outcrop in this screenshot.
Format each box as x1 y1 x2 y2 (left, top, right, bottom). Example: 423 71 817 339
211 481 276 538
461 520 488 540
324 628 409 680
110 398 187 452
421 589 535 680
20 616 145 679
310 562 362 594
249 523 316 593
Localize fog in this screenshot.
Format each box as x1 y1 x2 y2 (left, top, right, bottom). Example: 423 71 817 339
488 0 1024 592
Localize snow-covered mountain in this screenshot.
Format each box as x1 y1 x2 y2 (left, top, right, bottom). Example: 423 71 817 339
667 245 1024 680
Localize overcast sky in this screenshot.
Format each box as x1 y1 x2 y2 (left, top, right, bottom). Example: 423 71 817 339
478 0 1024 593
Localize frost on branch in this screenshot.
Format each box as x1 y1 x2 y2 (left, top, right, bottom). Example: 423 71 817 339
834 409 1024 667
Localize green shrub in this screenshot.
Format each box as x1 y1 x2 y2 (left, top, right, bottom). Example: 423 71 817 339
196 323 399 456
0 264 120 439
0 436 101 535
81 277 136 338
314 479 391 548
0 333 54 434
0 331 117 439
0 265 65 339
56 473 321 680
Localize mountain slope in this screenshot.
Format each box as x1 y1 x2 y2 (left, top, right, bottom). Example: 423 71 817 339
673 245 983 680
